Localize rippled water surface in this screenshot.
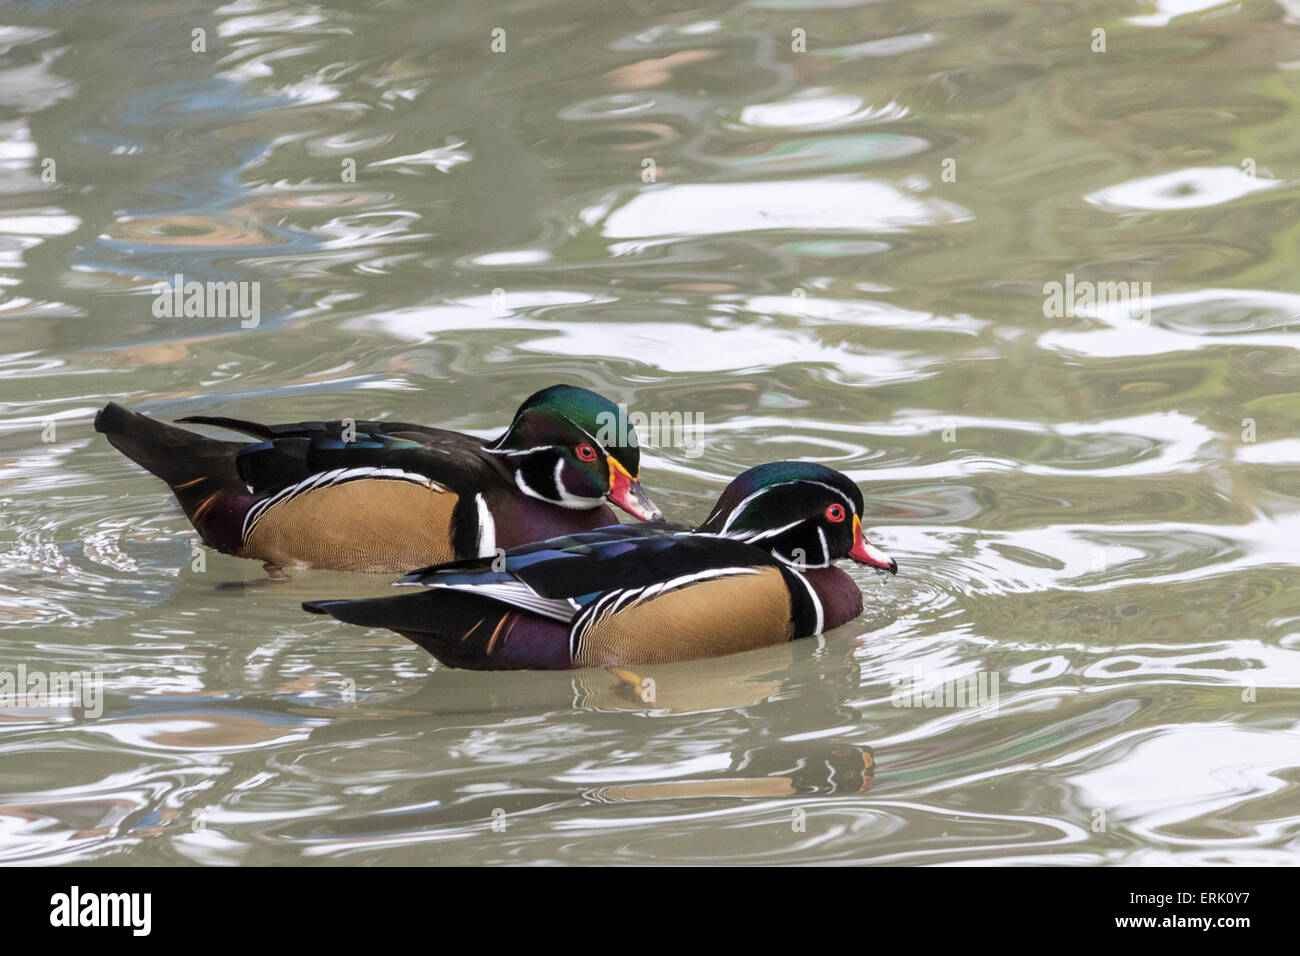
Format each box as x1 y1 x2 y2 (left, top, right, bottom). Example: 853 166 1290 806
3 0 1300 865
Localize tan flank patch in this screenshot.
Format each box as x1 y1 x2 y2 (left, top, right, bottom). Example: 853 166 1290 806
574 567 794 667
243 478 457 572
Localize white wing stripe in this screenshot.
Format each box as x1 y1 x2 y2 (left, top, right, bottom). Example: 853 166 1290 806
425 581 575 621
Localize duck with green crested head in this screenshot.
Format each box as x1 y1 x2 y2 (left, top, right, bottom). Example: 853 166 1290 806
303 461 897 668
94 384 663 573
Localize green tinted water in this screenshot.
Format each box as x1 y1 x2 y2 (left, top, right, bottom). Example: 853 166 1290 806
2 0 1299 864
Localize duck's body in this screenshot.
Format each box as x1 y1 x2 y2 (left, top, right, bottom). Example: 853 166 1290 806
305 462 897 668
95 386 662 573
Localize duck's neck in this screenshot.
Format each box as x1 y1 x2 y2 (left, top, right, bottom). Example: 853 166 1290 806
489 494 618 549
798 566 864 634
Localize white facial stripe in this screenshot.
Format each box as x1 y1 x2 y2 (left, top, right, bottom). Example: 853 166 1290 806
485 417 630 463
483 444 558 458
572 421 610 452
719 486 771 533
731 524 831 569
554 417 635 464
551 459 604 510
720 479 855 533
771 548 829 570
804 480 855 505
513 466 543 502
499 448 603 510
732 518 801 542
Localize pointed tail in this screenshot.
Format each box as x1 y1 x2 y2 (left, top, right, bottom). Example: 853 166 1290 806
304 592 571 670
95 403 250 550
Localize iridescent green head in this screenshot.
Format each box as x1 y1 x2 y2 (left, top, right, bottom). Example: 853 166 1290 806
485 385 660 521
698 461 895 572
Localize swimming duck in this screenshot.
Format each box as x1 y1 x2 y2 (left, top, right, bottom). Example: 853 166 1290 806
95 385 663 573
303 461 897 668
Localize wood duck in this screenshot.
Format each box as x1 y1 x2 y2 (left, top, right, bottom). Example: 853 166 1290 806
95 385 663 573
303 461 897 668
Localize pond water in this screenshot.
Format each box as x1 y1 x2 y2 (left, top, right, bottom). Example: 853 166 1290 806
1 0 1299 864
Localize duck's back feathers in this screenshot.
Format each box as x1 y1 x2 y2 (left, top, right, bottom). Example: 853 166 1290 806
199 419 488 497
398 524 762 599
175 414 276 439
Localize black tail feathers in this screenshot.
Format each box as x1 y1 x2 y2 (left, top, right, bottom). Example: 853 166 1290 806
95 402 246 512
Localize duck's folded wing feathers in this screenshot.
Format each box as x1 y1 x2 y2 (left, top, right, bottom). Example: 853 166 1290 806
401 528 777 601
216 424 467 495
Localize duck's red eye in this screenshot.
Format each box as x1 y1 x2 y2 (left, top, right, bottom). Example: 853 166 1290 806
826 503 846 523
576 443 598 462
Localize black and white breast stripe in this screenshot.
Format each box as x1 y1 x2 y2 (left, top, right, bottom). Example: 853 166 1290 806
241 467 448 540
567 567 760 659
474 494 496 558
784 567 824 635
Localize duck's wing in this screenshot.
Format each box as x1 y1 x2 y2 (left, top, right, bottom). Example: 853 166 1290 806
396 525 772 601
173 418 482 495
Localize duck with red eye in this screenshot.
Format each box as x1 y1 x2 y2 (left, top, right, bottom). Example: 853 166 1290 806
695 462 897 574
483 392 660 522
303 461 898 669
94 384 663 573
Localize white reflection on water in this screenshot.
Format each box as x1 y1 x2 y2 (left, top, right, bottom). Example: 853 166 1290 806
1040 288 1300 357
1128 0 1237 28
598 180 971 237
1068 726 1297 839
1086 166 1283 212
737 89 909 129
